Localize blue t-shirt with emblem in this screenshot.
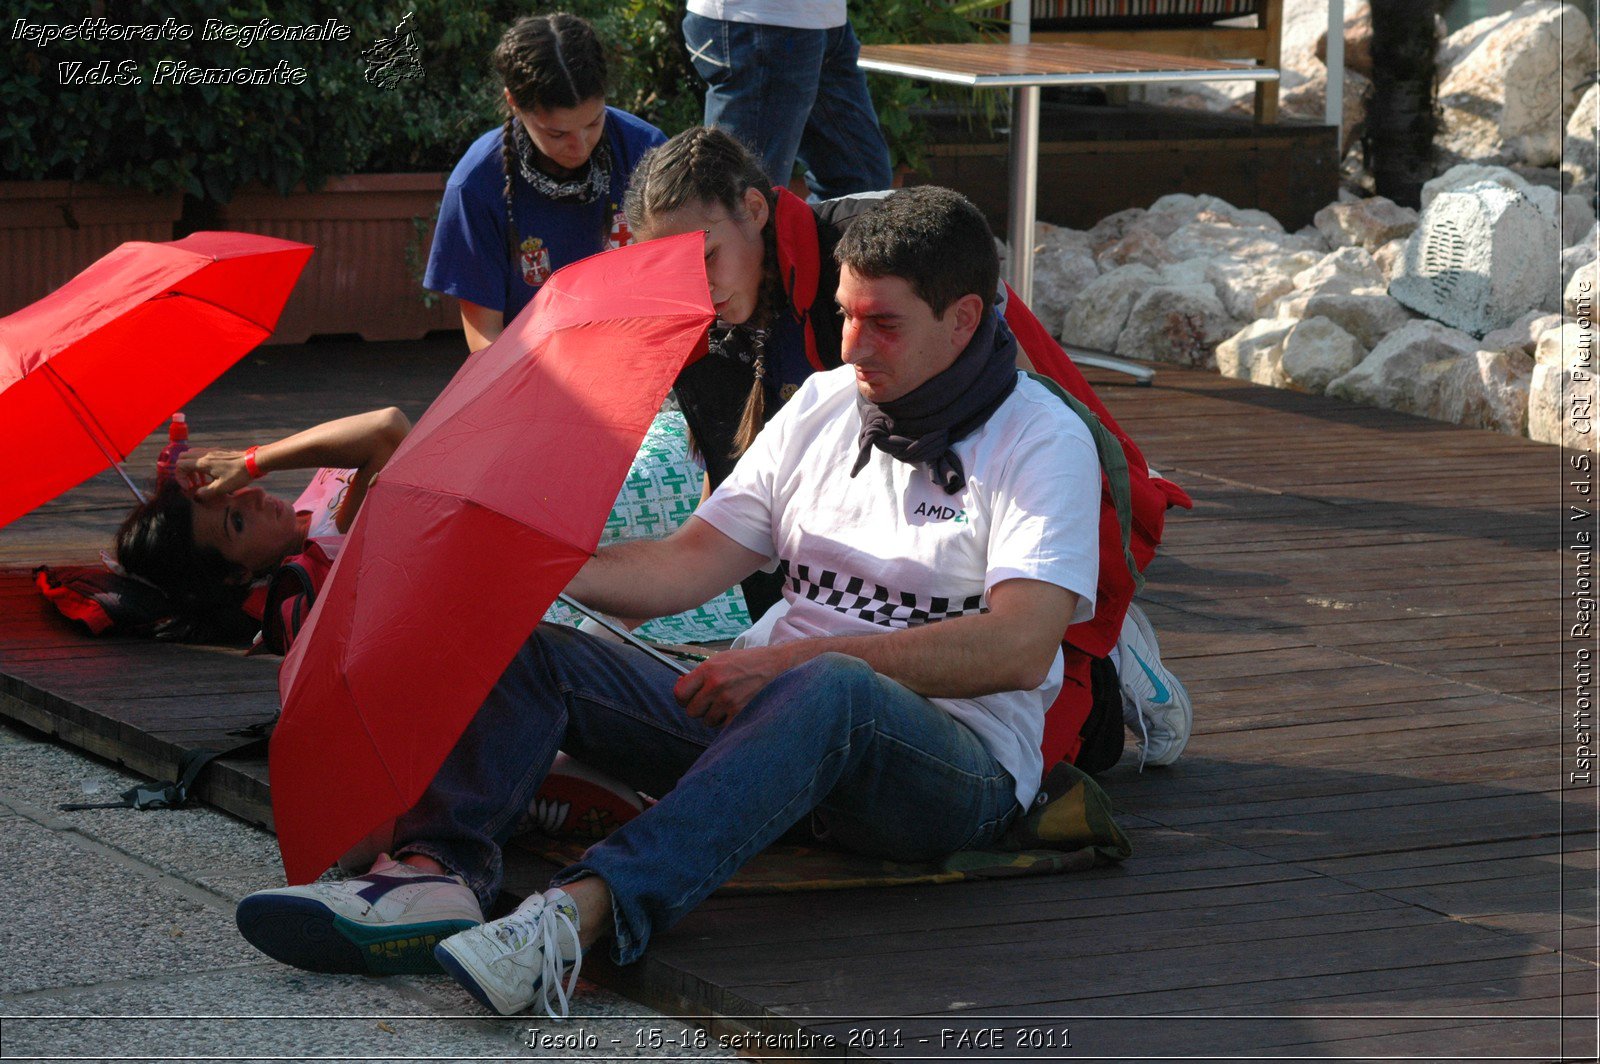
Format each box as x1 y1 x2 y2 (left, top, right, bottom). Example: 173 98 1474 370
423 107 666 324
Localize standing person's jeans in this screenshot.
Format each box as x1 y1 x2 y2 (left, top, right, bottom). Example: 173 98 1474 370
682 13 894 199
393 623 1020 964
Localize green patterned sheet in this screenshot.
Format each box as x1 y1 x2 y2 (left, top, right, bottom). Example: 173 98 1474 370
543 412 751 645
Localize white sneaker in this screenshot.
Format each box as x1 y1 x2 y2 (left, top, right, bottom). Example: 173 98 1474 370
1116 603 1193 768
235 853 482 975
435 889 583 1017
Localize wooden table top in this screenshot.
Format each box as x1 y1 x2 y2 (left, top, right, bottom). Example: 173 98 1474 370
858 41 1278 88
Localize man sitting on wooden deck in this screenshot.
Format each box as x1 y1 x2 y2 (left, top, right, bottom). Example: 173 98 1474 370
235 187 1110 1018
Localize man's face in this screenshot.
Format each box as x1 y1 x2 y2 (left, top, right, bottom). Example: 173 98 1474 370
837 265 978 404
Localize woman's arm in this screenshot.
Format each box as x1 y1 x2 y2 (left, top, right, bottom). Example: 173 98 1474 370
182 408 412 529
459 300 505 353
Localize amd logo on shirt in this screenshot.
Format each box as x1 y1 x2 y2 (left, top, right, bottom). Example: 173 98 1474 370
910 501 968 524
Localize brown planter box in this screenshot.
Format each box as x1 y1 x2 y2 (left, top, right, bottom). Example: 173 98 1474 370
0 182 183 318
216 174 459 344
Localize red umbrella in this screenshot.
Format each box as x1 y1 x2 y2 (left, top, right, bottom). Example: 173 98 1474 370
272 233 713 885
0 232 313 529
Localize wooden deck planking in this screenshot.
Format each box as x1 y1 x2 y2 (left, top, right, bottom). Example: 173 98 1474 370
0 348 1585 1060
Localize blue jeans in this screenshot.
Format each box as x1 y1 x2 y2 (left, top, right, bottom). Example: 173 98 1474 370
683 13 894 199
394 624 1019 964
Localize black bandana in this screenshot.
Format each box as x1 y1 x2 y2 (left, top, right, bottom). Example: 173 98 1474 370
511 120 611 205
850 309 1019 495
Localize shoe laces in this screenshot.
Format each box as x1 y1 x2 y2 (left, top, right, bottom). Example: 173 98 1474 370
493 896 582 1020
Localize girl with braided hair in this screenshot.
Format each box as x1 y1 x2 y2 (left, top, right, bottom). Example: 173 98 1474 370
624 126 888 616
629 127 1195 771
424 13 665 353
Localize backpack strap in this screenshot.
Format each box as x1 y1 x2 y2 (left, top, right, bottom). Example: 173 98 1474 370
59 736 270 812
1025 371 1144 593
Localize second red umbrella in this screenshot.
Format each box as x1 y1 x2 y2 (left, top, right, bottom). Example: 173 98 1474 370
272 232 714 885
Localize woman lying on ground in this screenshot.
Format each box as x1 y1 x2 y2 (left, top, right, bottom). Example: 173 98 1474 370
625 127 1193 771
113 408 412 641
113 406 746 647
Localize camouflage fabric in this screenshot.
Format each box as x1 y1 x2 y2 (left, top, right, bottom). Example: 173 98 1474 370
513 760 1128 895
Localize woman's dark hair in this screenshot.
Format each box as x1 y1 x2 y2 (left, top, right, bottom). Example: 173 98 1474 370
494 13 609 261
114 480 257 643
624 126 783 455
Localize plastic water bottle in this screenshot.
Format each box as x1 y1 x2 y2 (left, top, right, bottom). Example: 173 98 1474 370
155 413 190 490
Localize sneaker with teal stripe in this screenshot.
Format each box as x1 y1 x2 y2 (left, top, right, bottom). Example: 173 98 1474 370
1116 602 1192 768
236 853 482 975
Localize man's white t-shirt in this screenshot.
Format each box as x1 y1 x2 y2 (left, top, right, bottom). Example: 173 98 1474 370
694 365 1102 809
686 0 846 30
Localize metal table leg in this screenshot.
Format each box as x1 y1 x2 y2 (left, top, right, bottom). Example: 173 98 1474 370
1006 84 1154 384
1005 83 1040 303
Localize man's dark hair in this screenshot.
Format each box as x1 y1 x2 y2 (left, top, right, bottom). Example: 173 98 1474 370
833 186 999 316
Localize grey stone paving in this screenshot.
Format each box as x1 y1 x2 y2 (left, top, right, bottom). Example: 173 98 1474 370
0 722 731 1062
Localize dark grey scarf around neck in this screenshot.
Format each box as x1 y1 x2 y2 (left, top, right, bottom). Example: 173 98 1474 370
512 120 611 204
849 308 1019 495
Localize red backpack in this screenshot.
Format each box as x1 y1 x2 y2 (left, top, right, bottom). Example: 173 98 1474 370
259 539 338 655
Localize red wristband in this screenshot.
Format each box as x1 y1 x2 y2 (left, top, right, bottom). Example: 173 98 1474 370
243 446 263 479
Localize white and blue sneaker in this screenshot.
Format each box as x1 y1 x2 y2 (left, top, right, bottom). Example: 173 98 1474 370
1117 602 1193 768
435 889 583 1017
235 854 482 975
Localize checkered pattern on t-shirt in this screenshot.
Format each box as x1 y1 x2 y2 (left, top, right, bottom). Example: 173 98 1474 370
786 562 987 629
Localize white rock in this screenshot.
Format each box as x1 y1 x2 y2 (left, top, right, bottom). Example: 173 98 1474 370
1294 225 1332 253
1207 249 1321 321
1155 259 1214 289
1114 284 1240 367
1327 320 1480 413
1567 259 1598 318
1087 208 1147 249
1144 193 1284 233
1420 163 1562 230
1291 290 1417 350
1373 238 1409 284
1131 81 1254 117
1440 7 1517 67
1426 348 1534 434
1281 68 1371 154
1564 193 1597 248
1390 180 1561 336
1529 322 1599 446
1146 193 1202 219
1279 317 1367 394
1481 309 1567 354
1029 225 1100 340
1565 238 1597 291
1166 221 1319 262
1314 196 1420 252
1564 81 1599 184
1059 264 1161 351
1436 1 1596 168
1094 227 1178 272
1292 246 1386 293
1215 317 1295 387
1422 163 1535 210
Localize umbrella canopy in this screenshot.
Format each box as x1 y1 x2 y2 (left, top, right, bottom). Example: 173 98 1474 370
0 232 313 529
273 233 714 885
